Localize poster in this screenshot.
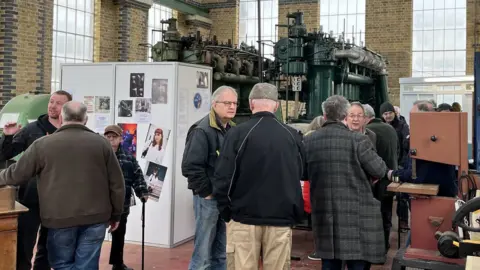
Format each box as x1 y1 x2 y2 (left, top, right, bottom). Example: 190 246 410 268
94 115 110 133
193 88 211 115
196 71 208 88
118 123 137 157
95 96 110 113
130 73 145 97
144 162 168 202
84 96 95 113
177 89 188 138
140 124 171 165
152 79 168 104
117 100 133 117
134 98 152 123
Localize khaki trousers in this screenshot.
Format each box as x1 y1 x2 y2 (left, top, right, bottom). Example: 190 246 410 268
226 220 292 270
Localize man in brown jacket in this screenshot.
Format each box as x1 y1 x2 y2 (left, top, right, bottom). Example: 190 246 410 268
0 101 125 269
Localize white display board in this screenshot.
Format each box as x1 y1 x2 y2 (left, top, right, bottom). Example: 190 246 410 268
60 62 212 247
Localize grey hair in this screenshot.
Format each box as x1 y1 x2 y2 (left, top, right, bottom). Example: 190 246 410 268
323 95 350 121
62 101 88 122
363 104 376 118
350 101 365 113
418 103 433 112
321 101 326 114
413 99 433 106
211 86 237 102
307 115 326 132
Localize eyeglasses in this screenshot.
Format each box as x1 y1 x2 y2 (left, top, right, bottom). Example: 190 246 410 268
348 114 364 119
217 101 238 107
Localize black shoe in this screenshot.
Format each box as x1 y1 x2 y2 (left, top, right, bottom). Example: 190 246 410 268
307 251 322 261
112 264 133 270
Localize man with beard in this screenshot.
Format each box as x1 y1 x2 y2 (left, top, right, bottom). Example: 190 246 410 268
0 90 72 270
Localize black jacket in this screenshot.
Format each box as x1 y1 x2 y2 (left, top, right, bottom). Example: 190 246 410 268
0 114 57 205
387 116 410 167
367 118 399 199
212 111 306 226
181 109 235 198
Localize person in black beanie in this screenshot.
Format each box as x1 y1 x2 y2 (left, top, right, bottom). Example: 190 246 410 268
380 101 410 231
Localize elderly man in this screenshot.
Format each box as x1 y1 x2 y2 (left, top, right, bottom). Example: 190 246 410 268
364 104 399 254
182 86 238 270
0 90 72 270
304 95 390 269
212 83 305 270
0 101 125 269
346 101 376 146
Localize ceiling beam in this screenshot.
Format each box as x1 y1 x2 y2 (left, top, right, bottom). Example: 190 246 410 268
155 0 209 18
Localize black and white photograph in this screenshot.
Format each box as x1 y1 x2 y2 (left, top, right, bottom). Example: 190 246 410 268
117 100 133 117
152 79 168 104
130 73 145 97
95 96 110 113
196 71 208 88
144 162 168 201
135 98 152 113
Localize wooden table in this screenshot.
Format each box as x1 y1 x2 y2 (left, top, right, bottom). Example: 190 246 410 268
0 202 28 270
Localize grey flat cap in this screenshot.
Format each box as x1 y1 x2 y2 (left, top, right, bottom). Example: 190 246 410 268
248 83 279 101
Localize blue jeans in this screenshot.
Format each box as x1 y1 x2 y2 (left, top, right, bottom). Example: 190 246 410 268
47 223 107 270
406 231 411 247
322 259 370 270
189 195 226 270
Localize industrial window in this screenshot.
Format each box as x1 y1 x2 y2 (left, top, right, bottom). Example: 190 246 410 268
238 0 279 60
148 3 174 62
51 0 95 92
319 0 366 46
411 0 467 77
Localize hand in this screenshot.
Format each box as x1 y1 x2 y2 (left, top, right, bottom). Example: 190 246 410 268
3 122 21 135
205 194 213 200
108 221 120 233
141 195 149 203
387 170 393 181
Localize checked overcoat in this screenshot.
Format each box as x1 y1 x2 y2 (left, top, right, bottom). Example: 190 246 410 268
303 121 388 264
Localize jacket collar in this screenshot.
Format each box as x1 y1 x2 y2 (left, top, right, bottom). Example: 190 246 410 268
322 120 348 129
251 111 276 118
55 123 94 134
368 118 384 124
209 109 236 131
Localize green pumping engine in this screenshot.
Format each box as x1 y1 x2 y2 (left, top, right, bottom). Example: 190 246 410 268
273 11 389 122
150 12 389 124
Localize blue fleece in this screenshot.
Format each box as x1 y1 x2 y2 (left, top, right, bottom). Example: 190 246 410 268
394 155 457 197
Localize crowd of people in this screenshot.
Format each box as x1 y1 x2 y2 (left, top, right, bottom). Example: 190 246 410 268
182 83 462 270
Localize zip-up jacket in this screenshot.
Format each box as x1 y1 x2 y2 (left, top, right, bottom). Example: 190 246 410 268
212 111 306 226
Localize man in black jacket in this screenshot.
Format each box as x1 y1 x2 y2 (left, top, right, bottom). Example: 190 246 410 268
212 83 306 269
181 86 237 270
0 90 72 270
364 104 398 254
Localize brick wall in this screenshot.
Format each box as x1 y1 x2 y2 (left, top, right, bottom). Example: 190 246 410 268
204 0 237 43
0 0 18 105
466 0 479 75
365 0 412 106
16 0 54 97
94 0 119 62
278 1 319 38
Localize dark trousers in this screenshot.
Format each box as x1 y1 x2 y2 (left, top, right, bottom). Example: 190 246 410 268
380 196 394 252
396 193 410 223
322 259 371 270
16 203 50 270
109 213 129 266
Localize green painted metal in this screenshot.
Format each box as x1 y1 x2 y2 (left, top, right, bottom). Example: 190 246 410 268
155 0 209 18
0 93 50 161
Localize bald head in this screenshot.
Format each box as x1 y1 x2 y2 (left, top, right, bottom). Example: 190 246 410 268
61 101 88 125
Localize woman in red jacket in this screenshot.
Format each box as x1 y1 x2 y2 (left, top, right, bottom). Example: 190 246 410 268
303 115 325 261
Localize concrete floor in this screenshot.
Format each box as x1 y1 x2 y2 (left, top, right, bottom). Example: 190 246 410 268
98 213 406 270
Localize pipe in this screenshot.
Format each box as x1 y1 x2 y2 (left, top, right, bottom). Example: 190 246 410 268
334 48 386 71
335 73 374 85
213 72 260 84
257 0 262 81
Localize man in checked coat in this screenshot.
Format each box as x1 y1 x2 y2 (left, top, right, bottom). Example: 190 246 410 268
304 95 391 269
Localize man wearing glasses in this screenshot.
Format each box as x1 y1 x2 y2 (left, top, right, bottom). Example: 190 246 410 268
182 86 238 270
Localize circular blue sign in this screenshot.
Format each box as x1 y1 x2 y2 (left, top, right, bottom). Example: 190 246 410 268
193 93 202 109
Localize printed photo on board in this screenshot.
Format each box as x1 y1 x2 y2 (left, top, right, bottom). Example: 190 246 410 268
196 71 208 88
152 79 168 104
84 96 95 113
117 100 133 117
141 124 171 165
130 73 145 97
95 96 110 113
144 162 167 201
135 98 152 113
118 123 137 158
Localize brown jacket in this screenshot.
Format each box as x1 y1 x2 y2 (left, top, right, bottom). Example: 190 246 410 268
0 124 125 229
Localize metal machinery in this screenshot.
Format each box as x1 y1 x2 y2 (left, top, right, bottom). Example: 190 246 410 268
150 18 279 123
0 92 49 166
273 11 389 122
389 112 480 269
